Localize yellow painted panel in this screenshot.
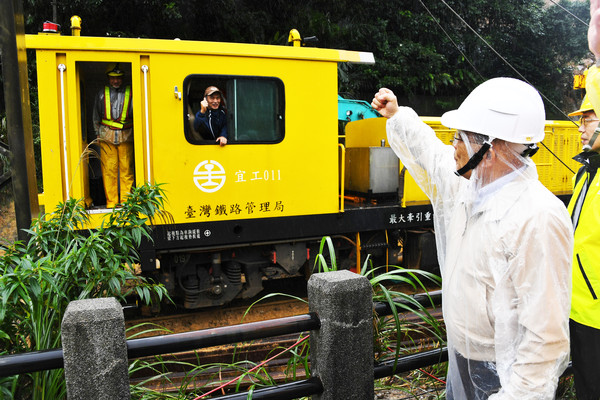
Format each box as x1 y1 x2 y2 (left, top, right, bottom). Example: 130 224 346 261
32 36 341 228
147 54 339 223
26 34 374 65
533 121 581 195
345 117 581 206
345 117 387 148
36 50 65 207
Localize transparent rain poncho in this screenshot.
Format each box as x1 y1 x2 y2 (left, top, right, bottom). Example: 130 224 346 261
387 107 573 399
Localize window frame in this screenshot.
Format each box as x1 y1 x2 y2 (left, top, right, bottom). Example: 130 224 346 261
183 74 285 145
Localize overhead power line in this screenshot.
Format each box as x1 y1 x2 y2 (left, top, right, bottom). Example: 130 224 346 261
547 0 589 27
419 0 577 173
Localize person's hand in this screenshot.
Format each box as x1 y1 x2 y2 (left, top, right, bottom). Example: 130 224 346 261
371 88 399 119
200 98 208 114
216 136 227 146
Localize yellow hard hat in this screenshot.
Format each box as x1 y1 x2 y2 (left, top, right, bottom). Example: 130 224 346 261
106 63 124 77
586 65 600 116
568 95 594 117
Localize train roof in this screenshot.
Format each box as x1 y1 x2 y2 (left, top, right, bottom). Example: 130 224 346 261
25 33 375 65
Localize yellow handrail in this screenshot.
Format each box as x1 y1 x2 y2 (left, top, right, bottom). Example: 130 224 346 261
356 232 361 274
338 143 345 213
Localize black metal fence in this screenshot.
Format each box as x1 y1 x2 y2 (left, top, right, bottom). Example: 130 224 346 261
0 273 445 399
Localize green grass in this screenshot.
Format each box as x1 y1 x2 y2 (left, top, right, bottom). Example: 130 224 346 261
122 235 446 399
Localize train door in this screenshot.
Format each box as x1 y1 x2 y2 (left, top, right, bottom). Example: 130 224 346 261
77 61 134 210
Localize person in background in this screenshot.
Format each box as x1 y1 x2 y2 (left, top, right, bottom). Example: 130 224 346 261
566 95 600 400
568 5 600 398
586 0 600 115
92 62 134 208
194 86 228 146
372 78 573 399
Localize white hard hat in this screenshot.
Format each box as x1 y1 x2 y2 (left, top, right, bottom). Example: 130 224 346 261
441 77 545 144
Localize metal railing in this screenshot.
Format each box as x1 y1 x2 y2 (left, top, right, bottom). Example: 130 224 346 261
0 277 446 399
0 313 320 377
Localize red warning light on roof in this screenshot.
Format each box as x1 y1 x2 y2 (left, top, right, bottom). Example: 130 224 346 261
42 21 59 33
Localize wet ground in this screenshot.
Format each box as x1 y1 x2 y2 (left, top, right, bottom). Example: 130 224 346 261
375 389 444 399
0 200 18 246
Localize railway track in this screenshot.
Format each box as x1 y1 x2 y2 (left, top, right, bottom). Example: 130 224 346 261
125 280 313 394
124 277 441 335
125 294 310 336
129 334 309 394
125 288 445 396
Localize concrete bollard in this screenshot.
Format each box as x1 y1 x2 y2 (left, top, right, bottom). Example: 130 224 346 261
61 297 130 400
308 270 374 400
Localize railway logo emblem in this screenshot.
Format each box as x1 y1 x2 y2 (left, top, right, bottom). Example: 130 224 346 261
193 160 226 193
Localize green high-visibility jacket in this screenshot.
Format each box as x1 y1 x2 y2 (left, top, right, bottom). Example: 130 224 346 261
101 85 132 129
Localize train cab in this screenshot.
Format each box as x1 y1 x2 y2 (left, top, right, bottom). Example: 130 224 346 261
27 29 377 308
29 32 373 224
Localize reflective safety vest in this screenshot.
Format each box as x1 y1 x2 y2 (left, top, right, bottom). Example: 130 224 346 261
101 85 132 129
568 154 600 329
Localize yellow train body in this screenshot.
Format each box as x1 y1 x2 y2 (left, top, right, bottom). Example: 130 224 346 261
25 29 581 309
28 33 373 226
345 117 581 206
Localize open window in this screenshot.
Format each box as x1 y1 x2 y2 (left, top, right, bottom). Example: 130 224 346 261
184 75 285 144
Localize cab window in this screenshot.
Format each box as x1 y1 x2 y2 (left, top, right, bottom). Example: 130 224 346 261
184 75 285 144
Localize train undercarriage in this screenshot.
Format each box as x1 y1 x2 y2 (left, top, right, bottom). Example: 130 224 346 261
144 204 438 309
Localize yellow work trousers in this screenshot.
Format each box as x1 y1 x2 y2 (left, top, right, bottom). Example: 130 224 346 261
100 140 134 208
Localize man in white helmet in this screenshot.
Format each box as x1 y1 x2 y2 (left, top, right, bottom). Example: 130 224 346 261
372 78 573 399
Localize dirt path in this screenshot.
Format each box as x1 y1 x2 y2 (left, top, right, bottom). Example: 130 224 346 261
0 200 18 245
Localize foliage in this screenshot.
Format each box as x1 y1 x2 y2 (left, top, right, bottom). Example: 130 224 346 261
14 0 590 115
125 236 444 398
0 183 171 399
314 236 445 353
431 0 590 118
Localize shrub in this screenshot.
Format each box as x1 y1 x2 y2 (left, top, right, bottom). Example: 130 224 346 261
0 183 170 399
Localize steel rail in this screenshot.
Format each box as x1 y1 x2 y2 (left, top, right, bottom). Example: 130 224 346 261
127 312 319 359
209 376 324 400
0 313 320 377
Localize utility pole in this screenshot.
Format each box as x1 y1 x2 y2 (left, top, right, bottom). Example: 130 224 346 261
0 0 40 240
52 0 57 24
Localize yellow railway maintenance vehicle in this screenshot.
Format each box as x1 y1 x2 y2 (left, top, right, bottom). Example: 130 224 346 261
27 21 582 309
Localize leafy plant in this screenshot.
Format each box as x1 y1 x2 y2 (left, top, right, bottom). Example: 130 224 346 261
314 236 445 397
0 183 171 399
129 235 445 398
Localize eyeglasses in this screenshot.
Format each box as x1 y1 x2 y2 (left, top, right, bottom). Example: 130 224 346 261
579 117 600 128
451 131 479 145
